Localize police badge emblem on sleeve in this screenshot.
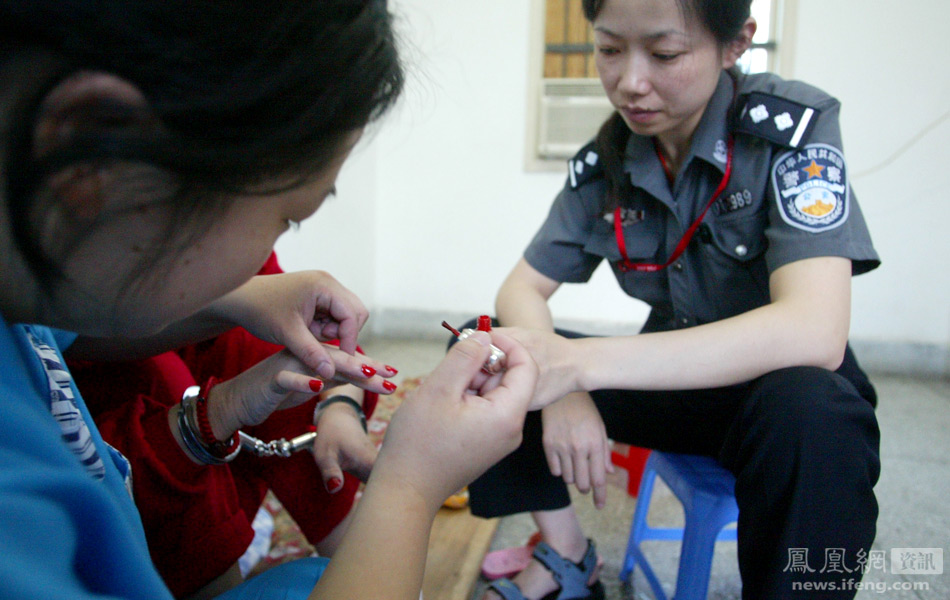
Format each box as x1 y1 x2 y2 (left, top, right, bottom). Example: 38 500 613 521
771 143 849 232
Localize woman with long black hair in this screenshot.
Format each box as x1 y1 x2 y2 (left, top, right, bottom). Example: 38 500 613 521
0 2 537 599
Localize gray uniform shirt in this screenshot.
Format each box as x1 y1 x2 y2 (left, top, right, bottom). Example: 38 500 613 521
524 71 879 333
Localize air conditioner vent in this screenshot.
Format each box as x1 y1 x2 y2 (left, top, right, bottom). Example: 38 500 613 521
537 79 614 160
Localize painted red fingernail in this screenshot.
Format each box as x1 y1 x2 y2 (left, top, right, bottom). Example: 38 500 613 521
327 477 343 493
309 379 324 393
477 315 492 332
361 365 376 377
382 381 397 392
385 365 399 375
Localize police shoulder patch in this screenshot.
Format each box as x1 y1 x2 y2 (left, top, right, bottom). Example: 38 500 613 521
567 141 603 189
771 143 849 233
737 92 821 149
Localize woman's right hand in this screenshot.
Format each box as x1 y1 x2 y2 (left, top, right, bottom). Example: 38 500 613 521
368 331 538 513
207 270 371 379
311 389 378 493
541 392 613 509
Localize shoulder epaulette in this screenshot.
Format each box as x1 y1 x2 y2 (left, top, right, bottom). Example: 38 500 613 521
736 91 821 149
567 141 603 190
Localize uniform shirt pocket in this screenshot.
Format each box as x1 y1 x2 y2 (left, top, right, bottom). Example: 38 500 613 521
706 210 768 263
698 210 771 320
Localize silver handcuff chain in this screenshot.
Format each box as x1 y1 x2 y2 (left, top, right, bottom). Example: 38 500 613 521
238 430 317 458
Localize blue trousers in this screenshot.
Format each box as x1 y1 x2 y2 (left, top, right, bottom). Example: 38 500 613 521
462 322 880 599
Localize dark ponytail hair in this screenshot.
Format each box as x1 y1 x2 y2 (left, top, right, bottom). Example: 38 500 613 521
581 0 752 210
1 0 404 285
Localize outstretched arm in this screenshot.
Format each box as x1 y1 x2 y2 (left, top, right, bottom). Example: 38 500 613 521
504 255 853 407
578 255 851 390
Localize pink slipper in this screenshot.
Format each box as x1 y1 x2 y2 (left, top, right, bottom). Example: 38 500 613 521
480 531 543 580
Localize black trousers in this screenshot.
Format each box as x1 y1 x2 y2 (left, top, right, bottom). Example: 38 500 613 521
460 323 881 599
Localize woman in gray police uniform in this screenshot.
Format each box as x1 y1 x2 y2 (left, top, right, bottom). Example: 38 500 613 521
472 0 880 599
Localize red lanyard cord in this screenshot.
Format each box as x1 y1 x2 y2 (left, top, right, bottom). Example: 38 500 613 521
653 138 676 187
614 136 734 273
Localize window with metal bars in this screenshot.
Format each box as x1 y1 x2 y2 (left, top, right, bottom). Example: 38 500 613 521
543 0 597 78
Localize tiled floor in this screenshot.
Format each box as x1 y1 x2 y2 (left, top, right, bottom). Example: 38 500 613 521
361 337 950 600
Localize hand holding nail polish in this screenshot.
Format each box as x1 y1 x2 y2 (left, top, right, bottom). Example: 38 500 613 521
442 317 508 375
370 323 537 513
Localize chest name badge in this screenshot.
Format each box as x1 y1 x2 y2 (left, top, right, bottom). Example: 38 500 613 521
772 143 849 233
603 207 646 227
716 188 754 216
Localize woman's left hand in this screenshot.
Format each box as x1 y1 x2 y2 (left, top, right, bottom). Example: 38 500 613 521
493 326 582 410
312 395 378 493
208 270 369 379
206 347 394 441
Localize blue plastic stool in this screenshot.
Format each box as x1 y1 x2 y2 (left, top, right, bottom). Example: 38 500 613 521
619 452 739 600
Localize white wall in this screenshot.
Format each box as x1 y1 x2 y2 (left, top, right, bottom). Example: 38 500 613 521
277 0 950 373
275 138 380 310
785 0 950 361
